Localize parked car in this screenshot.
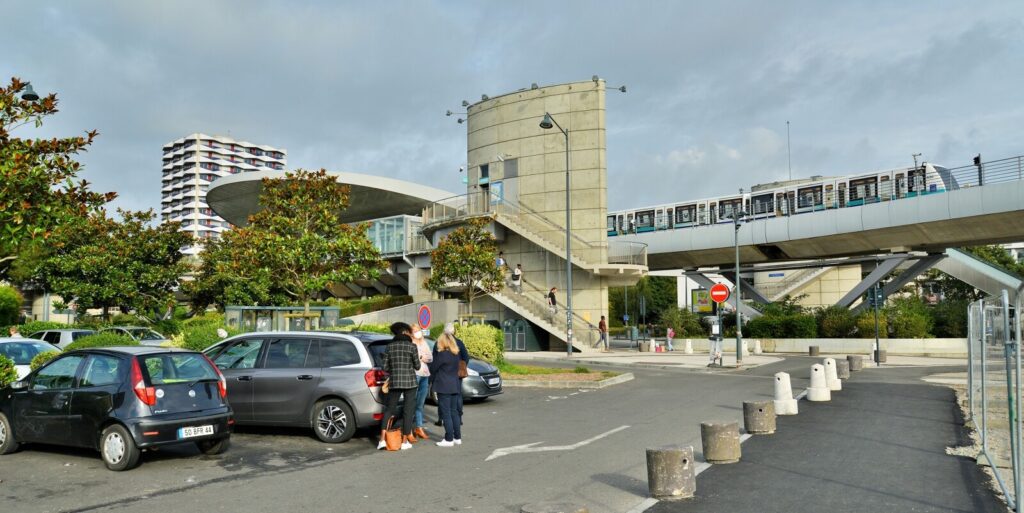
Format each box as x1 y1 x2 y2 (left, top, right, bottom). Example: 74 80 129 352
350 332 503 402
100 327 169 346
0 338 62 379
28 329 96 350
202 331 386 444
0 346 232 471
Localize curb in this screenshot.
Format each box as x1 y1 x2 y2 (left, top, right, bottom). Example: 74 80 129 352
505 355 767 372
502 372 635 389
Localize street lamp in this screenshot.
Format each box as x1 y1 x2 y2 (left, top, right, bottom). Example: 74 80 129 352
20 82 39 101
730 189 748 367
539 111 574 358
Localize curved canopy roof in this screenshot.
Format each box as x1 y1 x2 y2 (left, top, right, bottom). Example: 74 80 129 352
206 170 455 227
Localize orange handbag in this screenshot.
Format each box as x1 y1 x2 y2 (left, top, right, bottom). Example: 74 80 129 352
384 417 403 451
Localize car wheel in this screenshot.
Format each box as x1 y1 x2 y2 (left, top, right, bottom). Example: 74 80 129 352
0 413 20 455
311 399 355 444
100 424 141 471
196 437 231 455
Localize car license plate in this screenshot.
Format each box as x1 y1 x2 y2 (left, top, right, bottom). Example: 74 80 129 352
178 425 214 439
487 377 500 385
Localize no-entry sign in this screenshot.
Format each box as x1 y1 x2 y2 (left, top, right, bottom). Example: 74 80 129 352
710 283 731 303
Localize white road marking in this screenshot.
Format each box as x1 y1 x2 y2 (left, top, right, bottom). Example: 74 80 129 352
485 425 631 461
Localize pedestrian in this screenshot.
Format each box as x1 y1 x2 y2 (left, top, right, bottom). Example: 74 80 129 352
598 315 609 352
434 322 469 427
496 251 506 270
511 263 523 295
410 323 433 441
429 330 464 447
666 326 675 352
8 326 20 337
547 287 558 321
378 322 421 451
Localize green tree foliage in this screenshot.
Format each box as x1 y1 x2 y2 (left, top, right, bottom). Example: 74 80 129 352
931 299 969 338
885 296 933 338
454 323 504 364
0 355 17 387
176 323 240 352
855 312 887 339
24 210 190 321
188 170 384 327
0 77 115 277
30 350 59 371
64 332 137 351
815 306 856 338
425 218 503 315
659 306 708 337
745 295 817 338
610 276 678 326
0 285 22 326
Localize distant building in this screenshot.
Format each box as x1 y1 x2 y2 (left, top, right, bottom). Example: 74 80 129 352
161 133 286 255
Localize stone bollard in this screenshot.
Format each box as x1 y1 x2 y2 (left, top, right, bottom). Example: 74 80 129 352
847 354 864 372
645 445 696 499
874 349 887 363
741 340 749 357
808 345 820 356
835 359 850 379
701 422 741 464
806 364 831 402
753 339 763 355
521 504 588 513
684 339 694 354
822 358 842 391
773 372 799 415
743 400 776 435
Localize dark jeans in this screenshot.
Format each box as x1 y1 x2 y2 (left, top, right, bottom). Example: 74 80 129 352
437 393 462 441
382 388 417 436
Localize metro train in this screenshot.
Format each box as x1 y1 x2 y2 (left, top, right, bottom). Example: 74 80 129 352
608 163 957 236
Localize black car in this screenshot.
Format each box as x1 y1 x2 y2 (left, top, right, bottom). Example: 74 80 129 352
0 347 233 471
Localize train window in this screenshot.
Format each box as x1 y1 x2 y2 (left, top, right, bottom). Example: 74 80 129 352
607 215 616 232
635 210 655 231
879 176 891 200
796 185 823 209
718 198 742 220
848 177 877 202
824 185 834 208
838 183 847 208
908 169 926 192
674 205 695 225
752 194 773 215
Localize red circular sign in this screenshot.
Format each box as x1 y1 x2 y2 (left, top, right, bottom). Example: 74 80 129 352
417 305 432 329
710 283 731 303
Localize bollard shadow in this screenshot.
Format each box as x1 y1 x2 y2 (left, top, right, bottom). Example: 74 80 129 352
714 404 743 411
590 472 649 496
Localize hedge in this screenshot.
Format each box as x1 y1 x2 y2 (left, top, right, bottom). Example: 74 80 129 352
174 323 241 352
746 314 817 338
455 323 504 364
816 306 856 338
30 351 61 371
0 355 17 387
65 333 139 351
855 313 887 339
0 286 22 327
3 320 69 337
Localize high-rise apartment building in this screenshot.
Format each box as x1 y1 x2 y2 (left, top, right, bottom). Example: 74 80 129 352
161 133 286 254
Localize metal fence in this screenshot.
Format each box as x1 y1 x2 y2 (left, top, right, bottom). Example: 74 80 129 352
968 289 1023 510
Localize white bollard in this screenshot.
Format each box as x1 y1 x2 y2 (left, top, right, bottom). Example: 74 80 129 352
684 339 693 354
741 340 748 357
773 372 799 415
806 364 831 402
823 358 842 391
753 339 762 355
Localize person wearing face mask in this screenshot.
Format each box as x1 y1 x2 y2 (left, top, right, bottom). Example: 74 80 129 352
410 323 433 441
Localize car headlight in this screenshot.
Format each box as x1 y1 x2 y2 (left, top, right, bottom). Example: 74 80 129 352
467 368 480 376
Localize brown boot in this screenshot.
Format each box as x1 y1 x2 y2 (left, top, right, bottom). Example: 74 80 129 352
405 434 417 444
414 427 429 440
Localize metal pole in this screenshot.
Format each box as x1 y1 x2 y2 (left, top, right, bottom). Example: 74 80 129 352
873 283 881 366
1015 291 1023 511
968 303 975 421
735 214 743 367
564 127 573 358
1001 290 1018 507
982 302 989 455
786 121 792 182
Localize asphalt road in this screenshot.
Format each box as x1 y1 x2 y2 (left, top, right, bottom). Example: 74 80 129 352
0 357 963 513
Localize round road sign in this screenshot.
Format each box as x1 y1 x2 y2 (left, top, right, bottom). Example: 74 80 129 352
710 283 731 303
417 305 432 329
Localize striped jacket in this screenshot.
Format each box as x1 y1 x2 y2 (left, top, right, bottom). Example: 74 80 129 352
382 335 421 390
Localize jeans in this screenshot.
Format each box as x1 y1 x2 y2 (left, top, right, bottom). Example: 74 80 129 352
437 393 462 441
414 375 430 427
599 332 608 350
382 387 417 436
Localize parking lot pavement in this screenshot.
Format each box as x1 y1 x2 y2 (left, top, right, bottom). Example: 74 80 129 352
1 357 837 513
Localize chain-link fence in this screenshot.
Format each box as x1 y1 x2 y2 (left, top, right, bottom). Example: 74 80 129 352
968 289 1023 510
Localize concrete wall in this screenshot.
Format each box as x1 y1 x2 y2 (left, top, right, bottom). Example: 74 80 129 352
344 299 460 328
789 265 861 308
670 337 967 357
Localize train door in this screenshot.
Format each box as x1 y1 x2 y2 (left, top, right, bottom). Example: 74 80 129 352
824 184 835 209
838 182 847 208
655 208 667 230
709 202 718 224
776 192 787 216
894 173 906 199
696 204 706 225
879 175 892 201
626 212 635 233
607 215 618 236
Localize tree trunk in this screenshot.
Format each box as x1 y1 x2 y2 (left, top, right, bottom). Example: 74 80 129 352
304 298 312 330
103 306 109 323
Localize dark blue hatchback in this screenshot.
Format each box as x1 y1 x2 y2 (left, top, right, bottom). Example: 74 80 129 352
0 346 233 471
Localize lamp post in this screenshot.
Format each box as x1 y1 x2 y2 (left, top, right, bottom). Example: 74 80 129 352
731 190 748 367
540 112 574 357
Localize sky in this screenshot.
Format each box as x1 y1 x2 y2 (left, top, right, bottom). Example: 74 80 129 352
3 1 1024 213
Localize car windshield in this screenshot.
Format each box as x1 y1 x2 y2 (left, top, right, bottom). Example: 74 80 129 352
140 353 219 385
0 342 57 365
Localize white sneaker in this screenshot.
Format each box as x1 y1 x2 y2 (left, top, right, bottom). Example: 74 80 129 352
453 439 462 445
377 441 386 450
400 441 412 450
436 440 455 447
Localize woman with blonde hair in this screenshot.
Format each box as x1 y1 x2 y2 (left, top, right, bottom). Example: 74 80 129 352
410 323 432 441
428 331 463 446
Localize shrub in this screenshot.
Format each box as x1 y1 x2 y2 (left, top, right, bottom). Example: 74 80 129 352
855 313 887 338
455 323 504 364
30 351 60 371
746 313 817 338
0 355 17 387
884 296 933 338
355 323 392 335
429 324 445 339
931 299 969 338
17 320 70 336
110 313 142 325
0 286 23 327
65 333 138 351
660 307 708 337
152 318 182 336
573 366 590 374
816 306 856 338
182 311 225 329
178 323 241 352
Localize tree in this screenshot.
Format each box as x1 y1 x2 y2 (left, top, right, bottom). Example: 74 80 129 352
425 218 504 315
183 233 284 312
0 77 115 277
24 209 191 321
189 170 385 328
610 276 677 326
0 285 22 326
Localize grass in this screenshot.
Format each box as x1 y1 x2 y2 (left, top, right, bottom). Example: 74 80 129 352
496 361 620 379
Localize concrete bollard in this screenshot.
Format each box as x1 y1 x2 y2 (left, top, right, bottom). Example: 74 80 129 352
806 364 831 401
743 400 776 435
741 340 748 357
874 349 887 363
684 339 693 354
822 358 842 391
645 445 696 499
521 504 588 513
773 372 799 415
847 354 864 372
753 339 763 355
701 422 741 464
835 359 850 379
808 345 820 356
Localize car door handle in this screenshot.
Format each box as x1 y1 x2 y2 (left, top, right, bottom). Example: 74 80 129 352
297 375 314 381
235 376 252 382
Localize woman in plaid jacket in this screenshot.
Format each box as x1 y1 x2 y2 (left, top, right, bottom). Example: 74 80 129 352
378 322 421 450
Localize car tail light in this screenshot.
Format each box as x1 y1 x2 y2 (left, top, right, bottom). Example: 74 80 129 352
202 354 228 399
364 369 386 387
130 357 157 406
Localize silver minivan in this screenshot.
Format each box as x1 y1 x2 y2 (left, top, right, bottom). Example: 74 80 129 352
28 329 95 350
201 331 385 443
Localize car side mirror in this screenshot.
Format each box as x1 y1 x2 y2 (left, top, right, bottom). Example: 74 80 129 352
10 380 27 390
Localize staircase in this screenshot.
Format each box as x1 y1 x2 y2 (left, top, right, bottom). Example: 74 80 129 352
758 266 834 301
487 276 599 353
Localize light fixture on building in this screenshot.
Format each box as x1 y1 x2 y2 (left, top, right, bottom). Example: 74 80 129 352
531 83 539 90
592 75 599 83
461 100 469 107
481 94 489 101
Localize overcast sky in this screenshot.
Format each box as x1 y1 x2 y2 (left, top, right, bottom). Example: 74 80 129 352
4 1 1023 213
